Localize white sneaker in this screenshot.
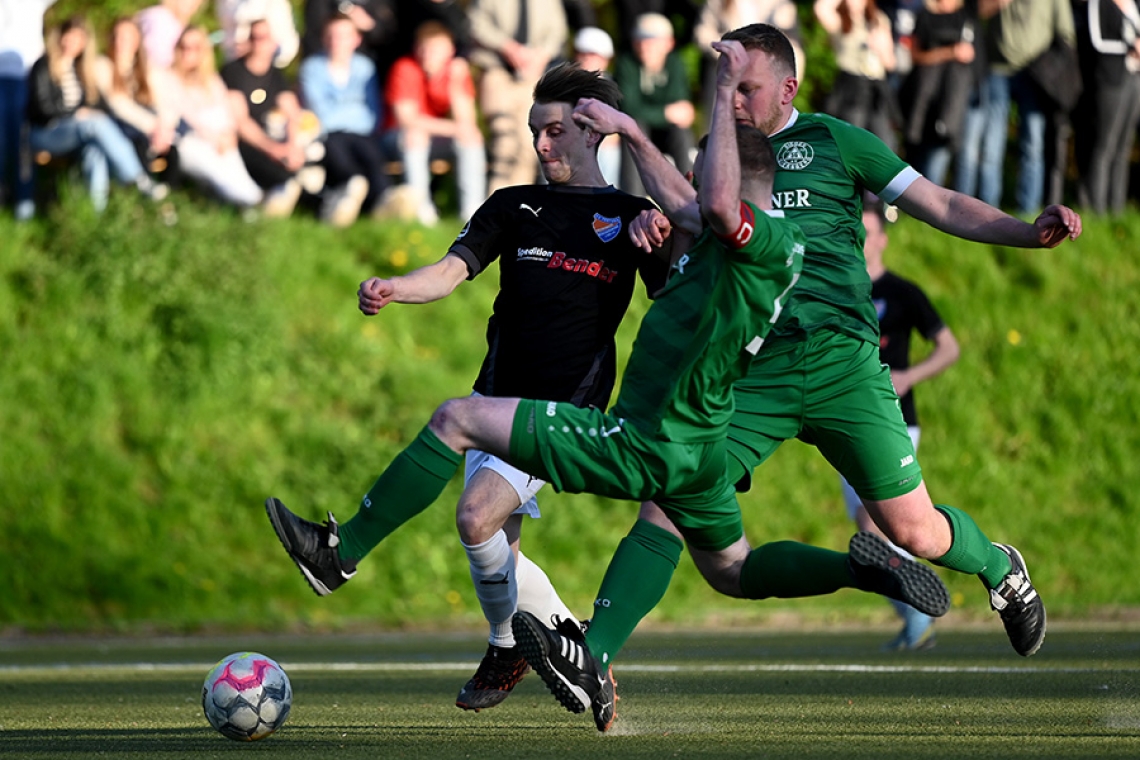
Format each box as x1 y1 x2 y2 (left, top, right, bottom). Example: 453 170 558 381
297 165 326 195
263 179 302 218
322 175 369 228
137 176 169 202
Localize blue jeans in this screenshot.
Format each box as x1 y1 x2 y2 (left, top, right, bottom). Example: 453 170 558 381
956 71 1046 214
0 75 33 210
30 111 145 212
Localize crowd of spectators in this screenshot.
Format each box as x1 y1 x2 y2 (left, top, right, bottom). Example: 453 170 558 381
1 0 1139 224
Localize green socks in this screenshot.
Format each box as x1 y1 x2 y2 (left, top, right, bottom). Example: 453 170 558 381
739 540 854 599
585 519 683 666
932 504 1012 589
337 426 462 562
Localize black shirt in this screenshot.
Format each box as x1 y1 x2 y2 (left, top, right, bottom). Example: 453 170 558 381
220 58 292 129
451 184 665 410
872 270 946 426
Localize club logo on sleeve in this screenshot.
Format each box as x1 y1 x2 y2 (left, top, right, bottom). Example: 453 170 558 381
776 141 814 170
592 213 622 242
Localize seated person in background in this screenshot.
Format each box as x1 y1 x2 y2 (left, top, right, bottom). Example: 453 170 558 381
94 16 177 177
613 13 695 196
136 0 204 71
302 0 398 73
383 20 486 224
165 24 264 208
28 15 167 213
572 26 621 187
300 13 390 227
216 0 300 67
222 19 320 218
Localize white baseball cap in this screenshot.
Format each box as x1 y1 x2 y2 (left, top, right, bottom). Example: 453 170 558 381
574 26 614 59
633 13 674 40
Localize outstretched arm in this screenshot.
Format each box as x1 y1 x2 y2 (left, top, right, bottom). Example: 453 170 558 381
572 98 700 230
895 177 1082 248
358 253 469 315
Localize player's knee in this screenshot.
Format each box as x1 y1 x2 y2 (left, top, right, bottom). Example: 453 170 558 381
455 502 492 545
428 398 472 447
879 520 942 560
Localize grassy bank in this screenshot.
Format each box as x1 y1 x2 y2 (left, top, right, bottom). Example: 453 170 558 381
1 192 1137 634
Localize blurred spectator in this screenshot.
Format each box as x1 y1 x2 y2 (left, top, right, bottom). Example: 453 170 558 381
94 17 177 176
468 0 568 193
300 13 390 226
166 24 263 207
136 0 204 70
383 21 486 223
391 0 472 61
898 0 978 186
955 0 1076 215
815 0 899 150
694 0 806 106
27 15 168 213
1075 0 1140 214
613 12 695 196
612 0 699 54
572 26 621 186
0 0 56 220
216 0 300 68
302 0 397 73
222 19 318 218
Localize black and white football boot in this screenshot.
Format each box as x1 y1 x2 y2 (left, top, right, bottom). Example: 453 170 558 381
265 497 357 596
989 543 1046 656
847 531 951 617
512 611 617 732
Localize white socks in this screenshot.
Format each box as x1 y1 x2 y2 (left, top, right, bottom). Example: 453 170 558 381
464 531 579 648
463 531 517 647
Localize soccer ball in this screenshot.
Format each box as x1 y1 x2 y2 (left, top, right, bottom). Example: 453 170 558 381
201 651 292 741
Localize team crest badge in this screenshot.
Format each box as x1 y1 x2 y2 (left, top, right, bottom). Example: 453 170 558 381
777 141 814 170
592 213 622 242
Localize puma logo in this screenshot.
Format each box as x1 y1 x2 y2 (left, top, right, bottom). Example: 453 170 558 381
519 203 542 217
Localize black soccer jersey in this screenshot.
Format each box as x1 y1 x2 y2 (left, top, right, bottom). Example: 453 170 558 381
872 270 946 425
449 184 665 410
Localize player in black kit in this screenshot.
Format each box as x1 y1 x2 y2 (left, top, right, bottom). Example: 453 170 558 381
267 63 665 711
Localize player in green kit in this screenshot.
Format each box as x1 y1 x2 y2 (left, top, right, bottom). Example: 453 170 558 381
558 24 1083 705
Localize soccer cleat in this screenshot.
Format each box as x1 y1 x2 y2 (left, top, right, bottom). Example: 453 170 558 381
512 611 618 732
848 532 950 617
989 543 1046 656
265 497 357 596
455 644 531 712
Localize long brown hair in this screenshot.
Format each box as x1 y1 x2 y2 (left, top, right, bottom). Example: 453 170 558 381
108 17 154 108
172 25 217 88
837 0 881 35
45 15 99 105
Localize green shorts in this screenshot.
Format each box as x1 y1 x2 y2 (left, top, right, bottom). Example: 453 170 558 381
508 400 745 551
726 329 923 501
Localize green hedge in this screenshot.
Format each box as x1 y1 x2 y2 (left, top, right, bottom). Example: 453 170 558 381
1 191 1137 634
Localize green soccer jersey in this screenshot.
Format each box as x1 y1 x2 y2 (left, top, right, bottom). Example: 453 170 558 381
765 110 920 345
611 202 805 443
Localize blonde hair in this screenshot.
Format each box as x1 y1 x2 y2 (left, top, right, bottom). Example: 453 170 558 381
108 17 154 108
46 15 99 106
173 25 216 88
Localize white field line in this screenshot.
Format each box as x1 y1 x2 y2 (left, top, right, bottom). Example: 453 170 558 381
0 661 1135 676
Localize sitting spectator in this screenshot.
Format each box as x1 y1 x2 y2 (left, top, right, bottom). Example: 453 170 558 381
165 24 263 207
613 12 695 196
27 15 167 213
898 0 978 186
136 0 204 71
222 19 319 218
94 17 178 176
300 13 390 226
571 26 621 186
216 0 300 67
383 20 485 223
0 0 56 220
468 0 568 193
815 0 900 150
302 0 398 73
